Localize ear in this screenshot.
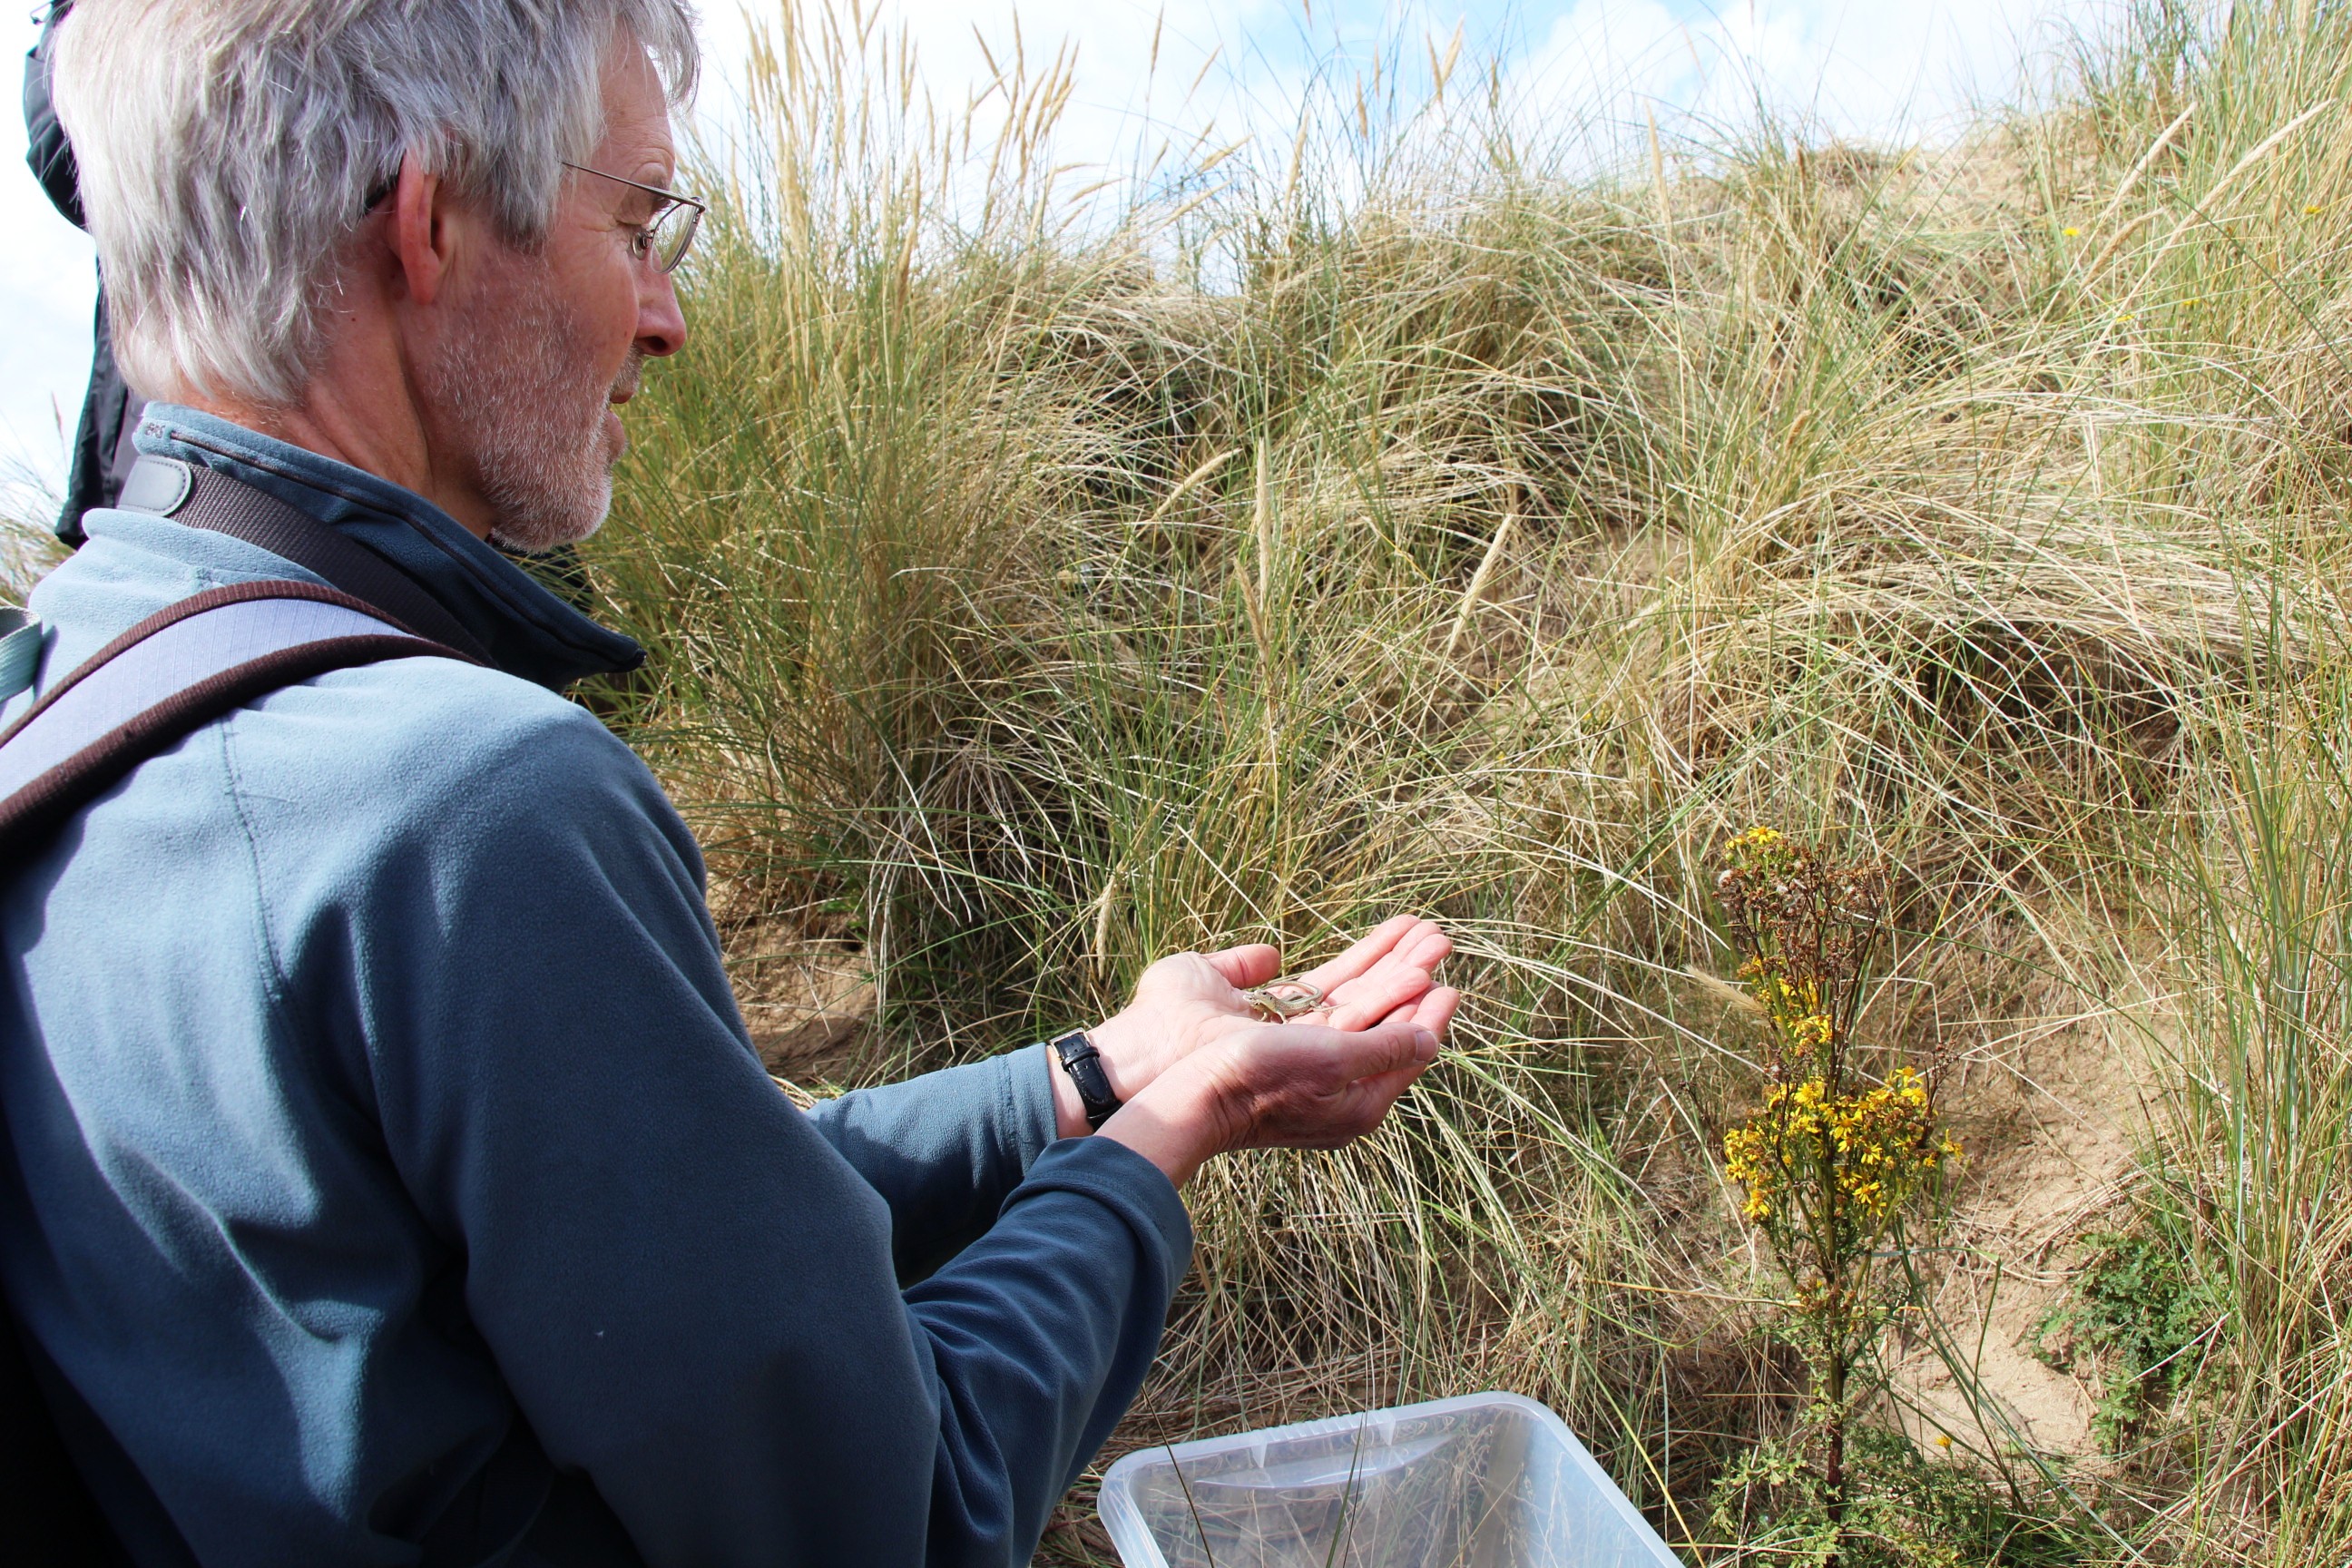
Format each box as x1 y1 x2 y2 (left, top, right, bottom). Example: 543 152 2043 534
387 151 453 307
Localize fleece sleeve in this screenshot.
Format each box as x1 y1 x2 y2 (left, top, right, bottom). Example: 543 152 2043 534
304 700 1191 1567
802 1047 1062 1281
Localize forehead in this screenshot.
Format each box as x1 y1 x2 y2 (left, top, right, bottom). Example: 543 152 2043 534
596 43 675 170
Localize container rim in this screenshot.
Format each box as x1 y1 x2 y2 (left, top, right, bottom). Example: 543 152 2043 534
1094 1388 1680 1568
1101 1390 1565 1484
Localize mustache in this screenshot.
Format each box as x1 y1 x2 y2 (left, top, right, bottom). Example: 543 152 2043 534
609 348 647 405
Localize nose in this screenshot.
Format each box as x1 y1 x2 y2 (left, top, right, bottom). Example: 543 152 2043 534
637 266 687 359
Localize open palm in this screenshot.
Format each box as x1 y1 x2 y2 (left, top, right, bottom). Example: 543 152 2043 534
1089 915 1460 1101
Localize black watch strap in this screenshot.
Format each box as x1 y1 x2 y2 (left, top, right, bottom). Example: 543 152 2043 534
1049 1030 1122 1131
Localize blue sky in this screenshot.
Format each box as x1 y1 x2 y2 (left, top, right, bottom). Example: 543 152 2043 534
0 0 2092 514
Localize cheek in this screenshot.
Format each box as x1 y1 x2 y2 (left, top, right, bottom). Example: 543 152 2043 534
584 278 642 380
547 236 642 374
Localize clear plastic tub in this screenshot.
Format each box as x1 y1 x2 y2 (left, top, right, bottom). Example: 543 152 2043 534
1096 1391 1682 1568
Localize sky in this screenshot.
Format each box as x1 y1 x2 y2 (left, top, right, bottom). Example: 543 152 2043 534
0 0 2095 516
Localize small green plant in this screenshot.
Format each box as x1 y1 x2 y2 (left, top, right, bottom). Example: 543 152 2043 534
1704 1428 2099 1567
2036 1226 2228 1452
1715 827 1961 1545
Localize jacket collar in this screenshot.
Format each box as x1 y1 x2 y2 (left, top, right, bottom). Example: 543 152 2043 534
134 405 644 691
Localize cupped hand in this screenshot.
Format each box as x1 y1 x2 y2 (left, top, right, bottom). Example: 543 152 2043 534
1098 1014 1451 1187
1081 916 1454 1109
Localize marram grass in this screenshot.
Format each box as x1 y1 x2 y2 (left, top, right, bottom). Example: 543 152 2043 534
544 0 2352 1558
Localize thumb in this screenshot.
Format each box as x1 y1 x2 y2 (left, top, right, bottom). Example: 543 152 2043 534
1203 943 1283 989
1313 1017 1439 1082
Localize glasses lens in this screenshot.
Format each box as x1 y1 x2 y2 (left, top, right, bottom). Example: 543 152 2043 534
654 201 702 273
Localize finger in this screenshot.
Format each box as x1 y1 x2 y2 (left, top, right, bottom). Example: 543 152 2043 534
1309 918 1443 1021
1410 985 1462 1037
1349 1056 1436 1122
1321 963 1435 1032
1366 984 1459 1036
1201 944 1282 990
1329 920 1448 995
1320 926 1449 1027
1305 1018 1441 1084
1393 925 1453 973
1295 915 1423 994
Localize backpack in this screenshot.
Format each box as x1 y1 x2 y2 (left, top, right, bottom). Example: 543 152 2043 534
0 456 479 1555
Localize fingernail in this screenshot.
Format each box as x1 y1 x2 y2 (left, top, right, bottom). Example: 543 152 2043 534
1413 1028 1438 1061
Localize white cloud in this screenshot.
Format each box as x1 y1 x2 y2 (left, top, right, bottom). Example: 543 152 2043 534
1510 0 2080 156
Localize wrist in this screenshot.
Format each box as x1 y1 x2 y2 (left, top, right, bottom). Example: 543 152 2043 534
1097 1067 1224 1189
1048 1046 1091 1138
1080 1007 1155 1101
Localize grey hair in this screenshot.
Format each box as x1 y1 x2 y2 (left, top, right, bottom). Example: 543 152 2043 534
51 0 699 406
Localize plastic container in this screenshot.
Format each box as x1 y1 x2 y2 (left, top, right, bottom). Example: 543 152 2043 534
1096 1391 1682 1568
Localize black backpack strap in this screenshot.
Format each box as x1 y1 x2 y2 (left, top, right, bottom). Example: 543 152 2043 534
117 456 493 665
0 579 478 864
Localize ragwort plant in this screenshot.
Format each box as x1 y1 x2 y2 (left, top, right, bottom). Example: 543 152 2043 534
1715 828 1959 1538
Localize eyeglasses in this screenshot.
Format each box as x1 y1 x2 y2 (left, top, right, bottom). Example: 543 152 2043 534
358 162 707 274
561 161 706 274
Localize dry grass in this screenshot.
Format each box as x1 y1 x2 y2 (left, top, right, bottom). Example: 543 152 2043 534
572 0 2352 1558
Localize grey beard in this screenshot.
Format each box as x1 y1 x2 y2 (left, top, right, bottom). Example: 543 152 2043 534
422 268 629 555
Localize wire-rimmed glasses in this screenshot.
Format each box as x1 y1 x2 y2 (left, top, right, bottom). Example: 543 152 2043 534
559 161 706 274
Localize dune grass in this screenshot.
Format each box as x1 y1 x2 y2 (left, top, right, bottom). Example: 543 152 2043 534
570 0 2352 1558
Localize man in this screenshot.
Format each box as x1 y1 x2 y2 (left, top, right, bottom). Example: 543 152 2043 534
3 3 1459 1564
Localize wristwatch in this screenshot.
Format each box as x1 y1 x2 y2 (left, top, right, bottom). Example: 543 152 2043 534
1049 1030 1122 1131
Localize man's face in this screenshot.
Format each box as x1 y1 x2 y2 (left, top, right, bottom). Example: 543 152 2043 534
419 44 688 553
